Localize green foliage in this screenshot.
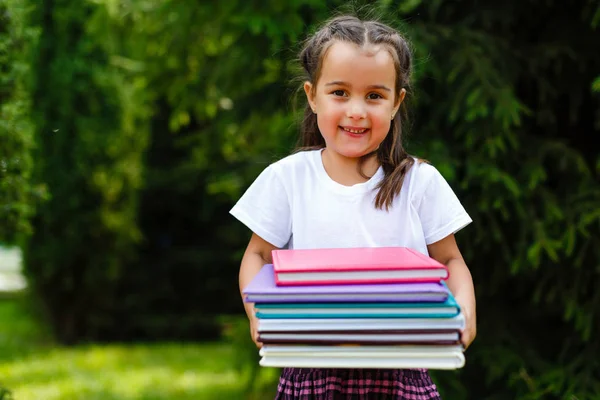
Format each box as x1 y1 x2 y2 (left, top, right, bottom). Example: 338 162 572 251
85 0 334 339
22 0 149 343
0 299 274 399
593 77 600 92
0 296 51 399
221 316 280 396
2 0 599 397
0 2 37 394
0 0 39 244
0 297 52 363
388 0 600 398
0 388 11 400
1 343 251 399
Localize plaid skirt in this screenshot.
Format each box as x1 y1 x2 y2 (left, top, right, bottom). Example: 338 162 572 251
275 368 441 399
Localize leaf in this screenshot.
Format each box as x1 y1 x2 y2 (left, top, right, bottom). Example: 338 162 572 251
398 0 423 14
593 76 600 93
527 242 541 268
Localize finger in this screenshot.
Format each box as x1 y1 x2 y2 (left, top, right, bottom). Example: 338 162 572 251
462 333 472 349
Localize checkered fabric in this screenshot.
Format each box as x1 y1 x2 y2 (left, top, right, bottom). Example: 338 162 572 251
275 368 441 399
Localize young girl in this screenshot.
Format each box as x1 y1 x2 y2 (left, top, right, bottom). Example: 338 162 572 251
231 15 476 400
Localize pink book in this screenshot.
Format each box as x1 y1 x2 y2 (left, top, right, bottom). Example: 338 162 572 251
272 247 448 286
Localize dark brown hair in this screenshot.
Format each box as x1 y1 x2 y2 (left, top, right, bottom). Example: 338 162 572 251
297 15 416 210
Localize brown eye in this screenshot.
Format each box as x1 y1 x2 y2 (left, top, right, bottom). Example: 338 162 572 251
332 90 346 97
367 93 383 100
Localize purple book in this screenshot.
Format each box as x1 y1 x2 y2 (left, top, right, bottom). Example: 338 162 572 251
243 265 449 303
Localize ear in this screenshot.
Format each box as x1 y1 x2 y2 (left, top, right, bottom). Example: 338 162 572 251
393 88 406 116
304 81 316 112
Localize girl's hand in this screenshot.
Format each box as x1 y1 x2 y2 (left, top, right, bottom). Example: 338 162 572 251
239 233 277 350
426 234 477 350
459 301 476 349
249 313 262 349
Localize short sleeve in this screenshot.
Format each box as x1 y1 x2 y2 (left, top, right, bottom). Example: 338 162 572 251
229 164 291 248
417 166 472 245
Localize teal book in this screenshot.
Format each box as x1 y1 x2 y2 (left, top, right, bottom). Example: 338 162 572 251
255 294 460 319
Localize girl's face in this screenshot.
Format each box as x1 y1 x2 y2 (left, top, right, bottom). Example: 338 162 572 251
304 41 405 160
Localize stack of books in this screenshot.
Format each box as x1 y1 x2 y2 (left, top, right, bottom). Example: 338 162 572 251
243 247 465 370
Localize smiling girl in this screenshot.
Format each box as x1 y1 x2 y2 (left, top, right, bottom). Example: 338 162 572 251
231 15 476 400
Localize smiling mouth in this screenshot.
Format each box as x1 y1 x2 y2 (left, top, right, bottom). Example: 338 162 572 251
341 127 369 134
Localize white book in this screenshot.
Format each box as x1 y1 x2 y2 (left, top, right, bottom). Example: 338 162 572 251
259 354 465 370
260 344 464 357
258 314 465 332
259 332 460 343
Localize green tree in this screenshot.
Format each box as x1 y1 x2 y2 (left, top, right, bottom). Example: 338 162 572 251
1 3 35 397
23 0 149 343
110 1 600 397
388 0 600 398
0 0 38 244
87 0 333 339
11 0 600 398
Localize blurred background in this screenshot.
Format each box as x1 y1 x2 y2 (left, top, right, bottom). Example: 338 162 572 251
1 0 599 399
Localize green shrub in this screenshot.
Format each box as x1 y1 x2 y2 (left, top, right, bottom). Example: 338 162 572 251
0 0 39 243
0 387 12 400
22 0 148 343
6 1 600 397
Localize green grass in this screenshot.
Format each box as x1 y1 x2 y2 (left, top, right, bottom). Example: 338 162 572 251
0 298 279 400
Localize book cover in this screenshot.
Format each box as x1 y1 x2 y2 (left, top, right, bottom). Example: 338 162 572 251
257 314 466 332
255 295 460 319
257 330 461 345
258 345 465 369
272 247 449 285
243 264 449 303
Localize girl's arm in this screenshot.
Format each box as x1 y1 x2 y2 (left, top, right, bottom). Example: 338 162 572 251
239 233 279 347
427 234 477 348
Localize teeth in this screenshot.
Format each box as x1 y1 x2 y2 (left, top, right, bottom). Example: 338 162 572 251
344 127 367 134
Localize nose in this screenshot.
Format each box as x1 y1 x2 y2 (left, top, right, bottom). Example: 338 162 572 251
346 99 367 119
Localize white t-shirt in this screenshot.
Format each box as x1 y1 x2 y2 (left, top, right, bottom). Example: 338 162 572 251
230 149 472 256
